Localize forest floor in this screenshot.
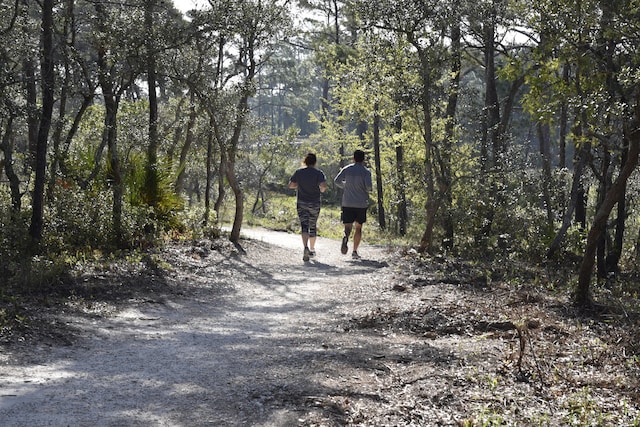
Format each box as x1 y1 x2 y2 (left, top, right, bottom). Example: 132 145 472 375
0 227 639 426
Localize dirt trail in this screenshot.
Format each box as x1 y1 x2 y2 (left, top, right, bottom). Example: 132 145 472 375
3 228 639 425
0 229 399 426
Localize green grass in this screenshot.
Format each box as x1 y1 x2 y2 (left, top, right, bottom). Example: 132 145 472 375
242 192 417 247
244 193 345 239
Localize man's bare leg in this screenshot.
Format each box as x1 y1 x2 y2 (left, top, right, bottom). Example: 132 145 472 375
341 224 352 254
353 222 362 253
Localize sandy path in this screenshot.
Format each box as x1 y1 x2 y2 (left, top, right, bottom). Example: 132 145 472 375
0 228 395 426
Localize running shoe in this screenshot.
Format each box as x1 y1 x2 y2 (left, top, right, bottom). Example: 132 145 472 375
309 250 316 258
303 247 311 261
352 251 361 259
341 236 348 254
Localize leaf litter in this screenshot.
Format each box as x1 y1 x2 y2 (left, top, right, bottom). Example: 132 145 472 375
0 232 638 426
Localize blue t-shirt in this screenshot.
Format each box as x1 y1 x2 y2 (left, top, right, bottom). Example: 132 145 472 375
290 167 327 204
334 162 372 208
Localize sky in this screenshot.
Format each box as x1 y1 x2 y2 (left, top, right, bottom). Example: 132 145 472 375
171 0 203 14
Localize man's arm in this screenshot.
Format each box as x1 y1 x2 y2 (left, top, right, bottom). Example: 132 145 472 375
319 181 327 192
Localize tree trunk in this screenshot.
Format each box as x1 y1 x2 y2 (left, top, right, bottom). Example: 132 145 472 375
59 94 93 178
419 189 446 254
478 9 501 240
29 0 55 248
559 64 570 169
97 41 124 247
175 92 197 193
396 142 407 236
373 104 385 229
23 58 38 170
411 40 435 253
167 96 186 166
596 145 611 279
105 97 124 247
213 155 225 221
226 156 243 243
442 13 461 249
393 113 407 236
1 117 22 215
204 124 214 226
607 146 628 274
145 0 160 208
538 121 554 226
48 68 68 203
47 2 69 204
483 14 501 167
576 129 640 307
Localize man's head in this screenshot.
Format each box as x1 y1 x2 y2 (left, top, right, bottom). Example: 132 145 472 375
304 152 317 166
353 149 365 163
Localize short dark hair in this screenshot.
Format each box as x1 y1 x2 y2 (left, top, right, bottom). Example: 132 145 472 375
353 149 365 162
303 152 317 166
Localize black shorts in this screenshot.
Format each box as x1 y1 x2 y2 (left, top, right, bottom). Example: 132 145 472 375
341 207 367 224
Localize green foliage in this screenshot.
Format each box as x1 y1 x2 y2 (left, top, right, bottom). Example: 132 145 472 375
245 192 298 231
447 145 555 259
0 195 71 290
46 185 114 252
125 151 184 232
172 206 221 242
0 206 31 285
5 0 640 301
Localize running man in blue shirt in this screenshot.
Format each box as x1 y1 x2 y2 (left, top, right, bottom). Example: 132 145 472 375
334 149 372 259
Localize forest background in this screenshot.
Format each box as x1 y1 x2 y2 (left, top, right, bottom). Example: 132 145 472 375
2 0 640 312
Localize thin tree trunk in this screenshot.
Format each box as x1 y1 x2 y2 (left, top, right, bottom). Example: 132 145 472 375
226 156 243 243
167 96 186 166
145 0 160 208
442 12 461 249
23 58 38 171
59 94 93 174
559 64 570 169
47 0 71 203
105 97 124 246
413 42 435 253
596 145 610 279
484 13 501 167
373 103 385 229
1 116 22 214
478 10 501 241
97 38 123 246
396 143 407 236
393 114 407 236
175 93 197 193
213 155 225 220
607 146 628 274
538 122 554 226
29 0 55 247
48 66 68 202
204 124 214 226
419 189 446 254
